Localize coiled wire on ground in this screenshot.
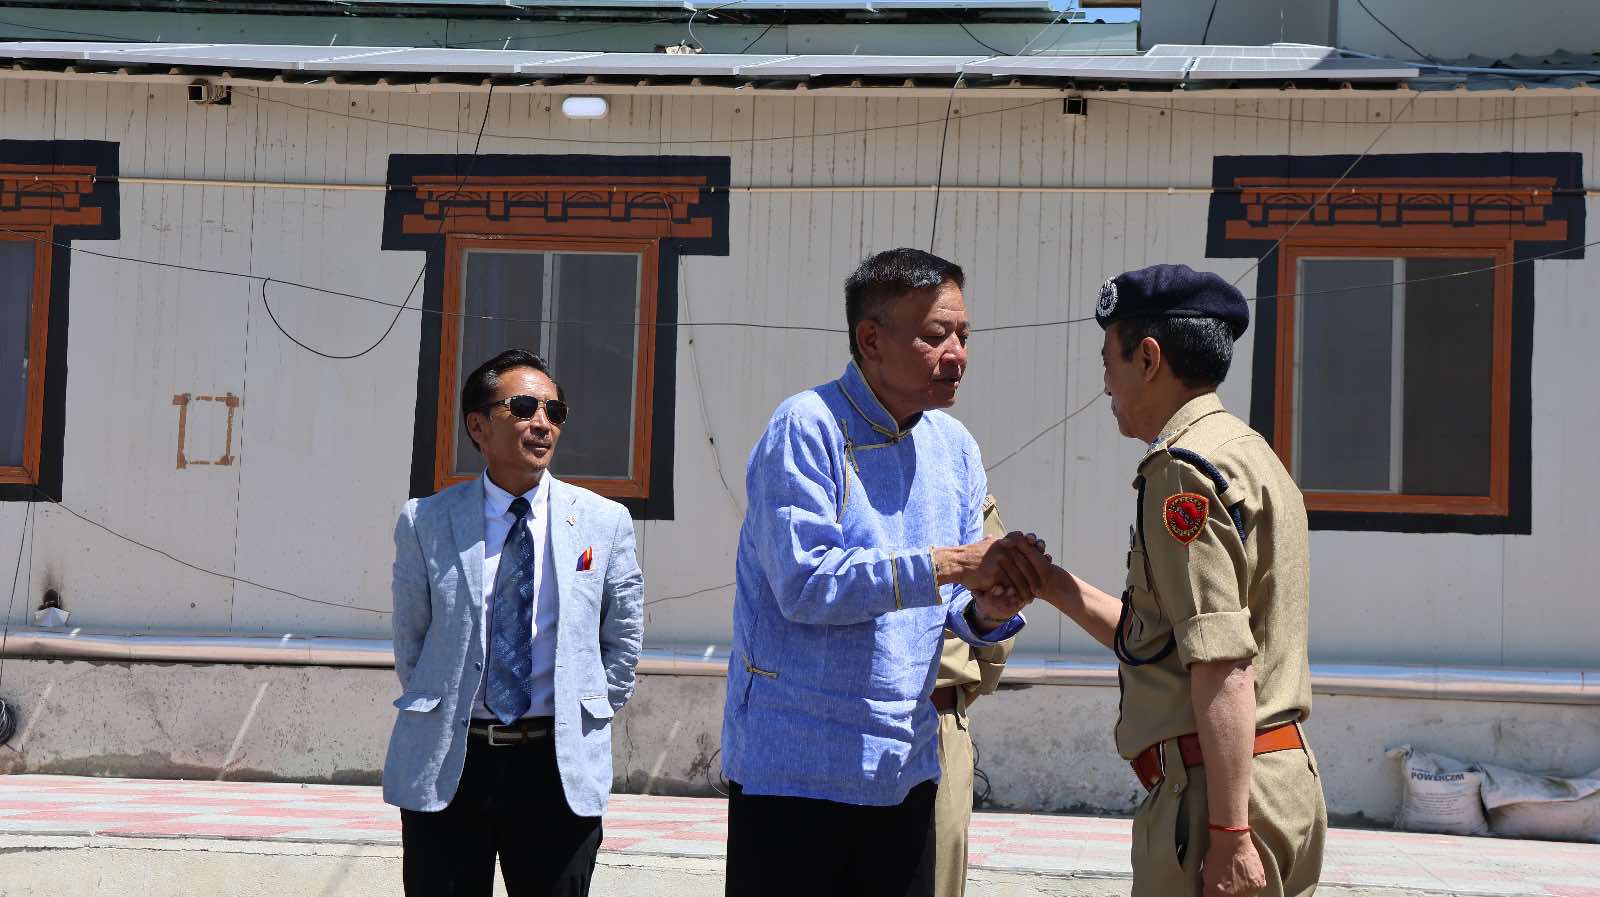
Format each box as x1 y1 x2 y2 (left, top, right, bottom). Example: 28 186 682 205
0 698 17 747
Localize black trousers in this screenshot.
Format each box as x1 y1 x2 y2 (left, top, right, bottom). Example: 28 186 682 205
724 779 938 897
400 730 602 897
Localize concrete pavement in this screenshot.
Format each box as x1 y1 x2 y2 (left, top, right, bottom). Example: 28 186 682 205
0 774 1596 896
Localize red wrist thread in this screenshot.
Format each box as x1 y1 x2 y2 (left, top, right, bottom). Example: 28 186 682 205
1207 822 1252 833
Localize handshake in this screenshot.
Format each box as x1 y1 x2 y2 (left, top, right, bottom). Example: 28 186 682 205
932 533 1057 632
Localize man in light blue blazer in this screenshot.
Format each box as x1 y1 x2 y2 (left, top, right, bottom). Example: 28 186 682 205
383 348 644 897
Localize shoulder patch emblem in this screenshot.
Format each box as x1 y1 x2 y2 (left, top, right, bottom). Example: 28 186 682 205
1163 492 1209 544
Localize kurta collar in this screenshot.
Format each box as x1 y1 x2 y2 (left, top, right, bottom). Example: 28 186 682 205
839 361 919 440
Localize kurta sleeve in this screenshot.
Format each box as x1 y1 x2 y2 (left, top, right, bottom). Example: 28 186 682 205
748 409 943 626
944 436 1024 647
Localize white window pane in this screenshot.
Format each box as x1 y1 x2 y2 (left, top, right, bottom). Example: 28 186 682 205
1295 258 1395 492
454 250 546 478
548 252 641 481
1400 258 1494 496
0 241 35 468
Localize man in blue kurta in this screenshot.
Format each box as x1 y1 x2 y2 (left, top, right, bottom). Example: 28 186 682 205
721 248 1051 897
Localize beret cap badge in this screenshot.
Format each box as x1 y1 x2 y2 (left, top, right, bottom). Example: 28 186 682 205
1096 278 1119 318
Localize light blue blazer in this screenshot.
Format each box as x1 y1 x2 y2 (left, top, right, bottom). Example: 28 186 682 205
382 475 645 816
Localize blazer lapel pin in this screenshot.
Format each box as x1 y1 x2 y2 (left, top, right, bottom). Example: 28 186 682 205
577 546 594 572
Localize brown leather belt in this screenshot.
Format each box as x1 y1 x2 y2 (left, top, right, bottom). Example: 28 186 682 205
930 686 959 713
468 716 554 747
1131 722 1304 792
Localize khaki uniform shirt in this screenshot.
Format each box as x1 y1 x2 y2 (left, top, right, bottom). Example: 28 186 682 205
936 495 1014 701
1114 394 1312 760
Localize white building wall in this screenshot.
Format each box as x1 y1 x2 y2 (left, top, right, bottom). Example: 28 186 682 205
0 82 1596 671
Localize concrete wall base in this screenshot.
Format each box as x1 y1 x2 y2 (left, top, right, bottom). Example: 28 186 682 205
3 659 1599 822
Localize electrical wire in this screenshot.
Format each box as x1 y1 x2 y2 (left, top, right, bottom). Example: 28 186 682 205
972 740 993 807
25 487 389 615
0 17 151 42
0 498 35 700
1017 3 1074 57
1085 96 1597 126
927 77 962 252
1200 0 1221 45
680 262 746 517
0 695 15 748
3 239 1593 615
441 0 753 50
0 2 758 52
705 746 730 797
958 23 1010 56
261 83 495 359
737 22 777 55
234 91 1065 148
1354 0 1436 64
233 89 1600 153
985 392 1103 473
684 7 705 51
645 581 735 608
5 223 1595 339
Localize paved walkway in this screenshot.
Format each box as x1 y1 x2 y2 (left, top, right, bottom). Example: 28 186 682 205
2 775 1598 896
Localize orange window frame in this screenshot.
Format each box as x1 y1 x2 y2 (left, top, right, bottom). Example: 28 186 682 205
1273 241 1513 517
434 234 660 499
0 229 54 486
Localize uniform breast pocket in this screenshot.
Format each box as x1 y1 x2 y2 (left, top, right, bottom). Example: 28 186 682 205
1122 550 1171 651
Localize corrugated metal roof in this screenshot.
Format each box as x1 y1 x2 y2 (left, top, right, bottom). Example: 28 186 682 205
1410 50 1600 92
0 40 1432 88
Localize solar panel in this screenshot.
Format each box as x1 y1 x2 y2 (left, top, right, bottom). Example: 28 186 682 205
965 55 1189 81
1188 56 1418 80
0 40 1422 84
742 54 984 76
323 48 603 74
60 44 416 69
0 41 211 61
1147 44 1335 59
329 0 1054 7
516 52 795 76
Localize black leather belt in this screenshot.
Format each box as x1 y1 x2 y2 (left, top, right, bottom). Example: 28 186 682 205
468 716 554 747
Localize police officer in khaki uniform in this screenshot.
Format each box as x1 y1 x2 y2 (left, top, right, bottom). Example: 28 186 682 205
1036 264 1326 897
932 495 1014 897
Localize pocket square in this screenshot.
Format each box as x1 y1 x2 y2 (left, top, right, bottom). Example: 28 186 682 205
577 546 594 572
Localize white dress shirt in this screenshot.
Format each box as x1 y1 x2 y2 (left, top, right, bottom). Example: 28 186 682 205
473 472 560 720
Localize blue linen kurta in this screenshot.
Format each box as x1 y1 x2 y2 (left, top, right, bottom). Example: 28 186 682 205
720 361 1024 806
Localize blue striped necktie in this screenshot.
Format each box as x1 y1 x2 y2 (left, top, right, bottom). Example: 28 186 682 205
486 495 536 725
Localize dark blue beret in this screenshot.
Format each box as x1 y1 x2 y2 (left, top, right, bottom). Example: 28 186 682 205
1095 263 1250 340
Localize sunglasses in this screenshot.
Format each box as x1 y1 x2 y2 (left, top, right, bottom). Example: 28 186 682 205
479 395 569 425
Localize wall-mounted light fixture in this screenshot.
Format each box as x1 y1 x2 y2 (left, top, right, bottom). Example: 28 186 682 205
561 96 609 120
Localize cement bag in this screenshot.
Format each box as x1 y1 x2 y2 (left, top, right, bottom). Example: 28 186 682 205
1388 745 1489 835
1481 763 1600 843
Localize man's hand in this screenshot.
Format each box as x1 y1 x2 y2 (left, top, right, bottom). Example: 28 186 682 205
969 587 1031 633
1202 829 1266 897
934 532 1051 598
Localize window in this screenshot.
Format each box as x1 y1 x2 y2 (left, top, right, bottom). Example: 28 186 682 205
0 233 47 484
1277 246 1509 515
0 146 119 500
382 155 731 516
1208 152 1586 533
440 238 658 497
